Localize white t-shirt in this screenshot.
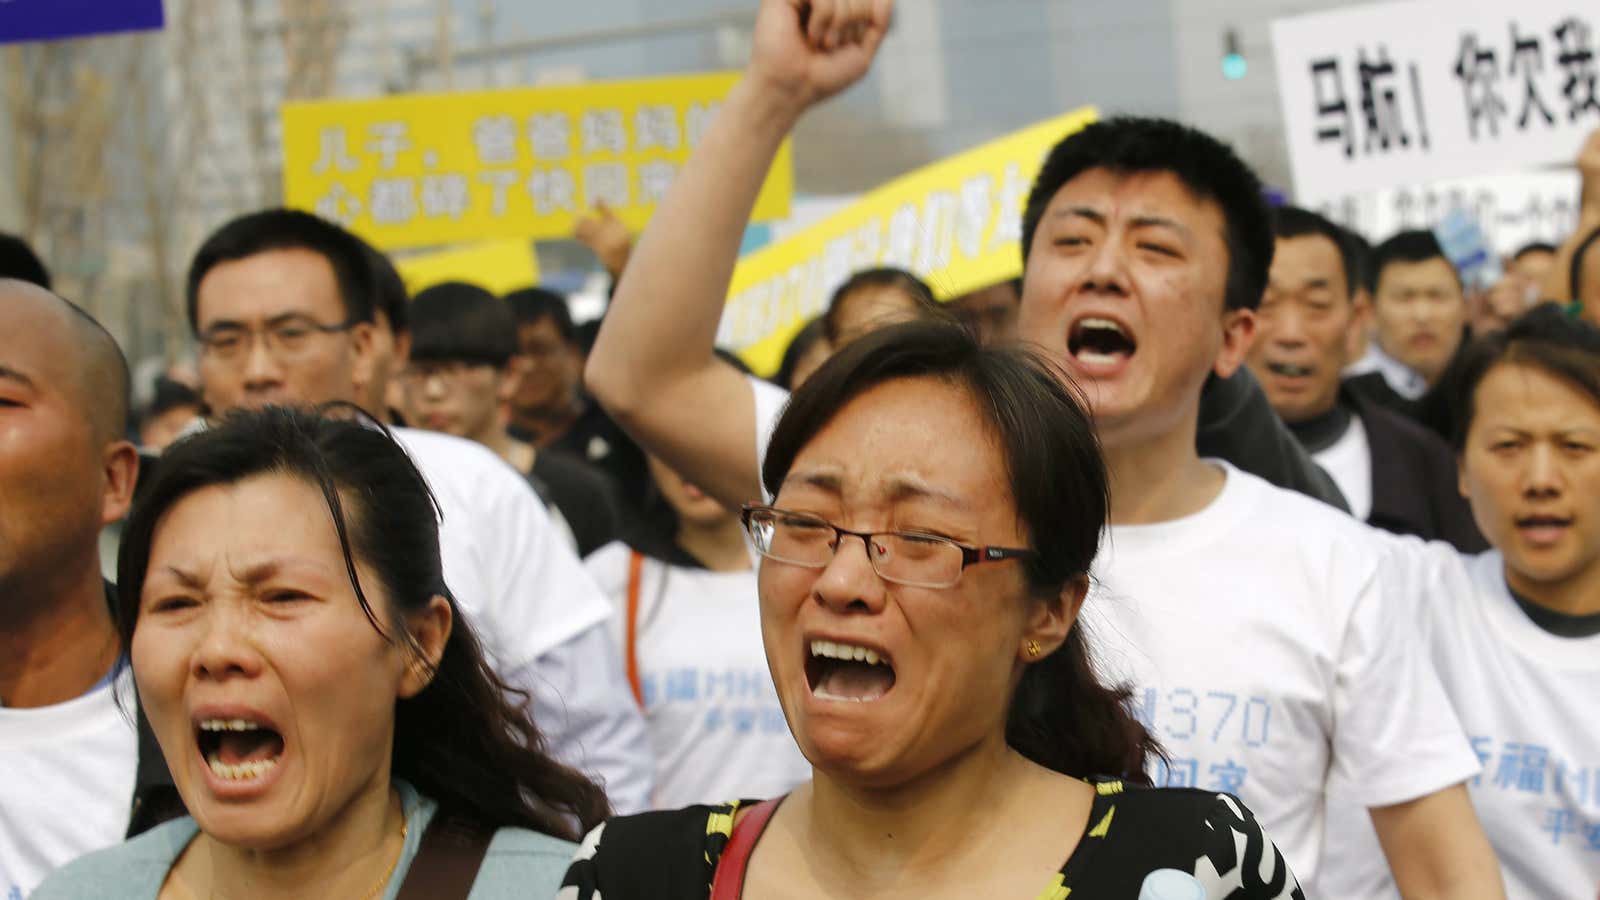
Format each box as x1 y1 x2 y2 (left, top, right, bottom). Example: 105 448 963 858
0 672 137 899
1443 552 1600 898
1324 543 1600 899
1082 464 1479 895
1311 415 1373 521
585 542 812 809
750 376 789 499
392 427 609 666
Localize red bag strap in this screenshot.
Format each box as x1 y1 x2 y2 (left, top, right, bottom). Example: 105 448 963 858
624 551 645 707
709 797 783 900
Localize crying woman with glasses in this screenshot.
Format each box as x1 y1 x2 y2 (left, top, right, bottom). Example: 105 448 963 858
558 319 1305 900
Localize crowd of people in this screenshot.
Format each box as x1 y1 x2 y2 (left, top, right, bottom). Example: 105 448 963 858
4 0 1600 897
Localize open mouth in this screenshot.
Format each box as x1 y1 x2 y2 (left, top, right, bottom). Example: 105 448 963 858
805 639 896 703
1266 361 1314 378
1515 514 1573 544
1067 317 1137 366
196 718 286 782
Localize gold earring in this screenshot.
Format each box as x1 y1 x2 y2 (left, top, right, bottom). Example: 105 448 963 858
1025 640 1041 658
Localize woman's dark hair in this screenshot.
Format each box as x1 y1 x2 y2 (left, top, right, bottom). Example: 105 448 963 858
1447 303 1600 451
762 320 1161 783
116 406 608 838
773 317 830 391
821 267 949 345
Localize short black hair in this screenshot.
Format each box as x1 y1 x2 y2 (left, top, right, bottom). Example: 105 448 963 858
186 209 378 333
572 318 602 356
0 233 51 289
1021 116 1273 312
1367 229 1460 294
1272 206 1361 300
1512 241 1557 261
408 281 518 368
367 246 409 334
503 287 576 344
144 376 201 421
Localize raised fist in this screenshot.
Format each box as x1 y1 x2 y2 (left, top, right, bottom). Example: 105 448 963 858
748 0 895 113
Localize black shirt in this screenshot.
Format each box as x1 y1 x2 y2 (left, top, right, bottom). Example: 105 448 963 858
525 448 624 558
543 401 654 516
560 780 1304 899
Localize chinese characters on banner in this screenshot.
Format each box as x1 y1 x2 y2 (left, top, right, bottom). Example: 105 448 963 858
720 107 1097 376
393 239 541 295
1317 170 1581 257
1272 0 1598 204
281 72 793 250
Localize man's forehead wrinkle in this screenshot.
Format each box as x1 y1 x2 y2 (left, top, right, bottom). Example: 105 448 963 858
0 363 39 390
1129 214 1192 236
1053 205 1107 224
1048 195 1198 238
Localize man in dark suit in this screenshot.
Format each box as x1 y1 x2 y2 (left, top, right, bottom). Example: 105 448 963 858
1247 207 1486 551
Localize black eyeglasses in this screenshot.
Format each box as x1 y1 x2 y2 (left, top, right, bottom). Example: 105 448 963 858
198 315 356 363
740 504 1037 589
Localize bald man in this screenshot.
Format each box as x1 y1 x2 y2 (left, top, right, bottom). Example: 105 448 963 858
0 279 141 897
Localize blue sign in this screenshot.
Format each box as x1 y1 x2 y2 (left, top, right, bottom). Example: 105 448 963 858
0 0 164 45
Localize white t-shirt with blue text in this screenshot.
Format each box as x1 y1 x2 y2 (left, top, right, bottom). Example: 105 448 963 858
585 542 811 809
1082 464 1480 897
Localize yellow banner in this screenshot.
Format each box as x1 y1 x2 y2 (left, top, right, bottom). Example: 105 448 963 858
394 239 540 295
282 72 794 250
720 107 1097 376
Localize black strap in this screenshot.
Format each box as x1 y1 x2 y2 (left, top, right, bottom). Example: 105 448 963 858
127 691 187 838
394 812 494 900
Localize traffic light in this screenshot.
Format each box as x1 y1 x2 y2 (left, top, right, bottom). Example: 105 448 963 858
1222 28 1247 81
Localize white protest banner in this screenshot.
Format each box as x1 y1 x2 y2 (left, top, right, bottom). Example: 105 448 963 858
1315 169 1582 257
1272 0 1599 203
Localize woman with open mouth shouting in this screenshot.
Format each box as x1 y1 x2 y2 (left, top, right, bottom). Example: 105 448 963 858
34 407 608 900
558 320 1304 899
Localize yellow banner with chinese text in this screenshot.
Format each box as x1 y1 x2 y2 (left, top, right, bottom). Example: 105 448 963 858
393 239 541 295
282 72 793 250
720 107 1096 376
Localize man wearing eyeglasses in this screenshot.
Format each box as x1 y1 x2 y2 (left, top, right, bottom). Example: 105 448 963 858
168 208 654 816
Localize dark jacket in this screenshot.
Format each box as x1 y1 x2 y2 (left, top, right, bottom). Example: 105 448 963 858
1347 386 1488 552
1344 327 1474 443
1197 367 1350 512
